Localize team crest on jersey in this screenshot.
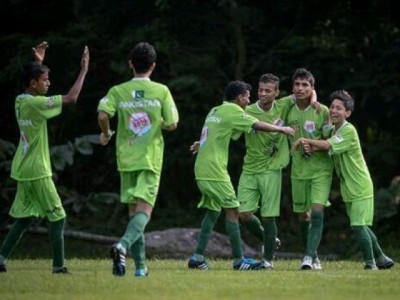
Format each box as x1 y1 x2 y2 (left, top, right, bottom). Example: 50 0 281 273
46 97 55 108
304 120 316 133
274 119 284 127
333 134 344 143
132 90 145 99
129 112 151 136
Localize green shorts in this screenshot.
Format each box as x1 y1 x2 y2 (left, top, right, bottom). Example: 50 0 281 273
291 175 332 213
238 171 282 217
120 170 160 206
196 180 238 211
345 197 373 226
9 177 66 222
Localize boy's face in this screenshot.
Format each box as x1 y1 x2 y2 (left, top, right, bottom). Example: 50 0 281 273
236 90 251 109
258 82 279 109
31 71 50 95
292 78 313 101
329 99 351 127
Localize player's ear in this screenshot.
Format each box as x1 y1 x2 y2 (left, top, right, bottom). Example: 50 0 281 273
345 110 352 118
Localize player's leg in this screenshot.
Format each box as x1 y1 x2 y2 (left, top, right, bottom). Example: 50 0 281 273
188 180 221 269
238 173 264 242
130 233 148 276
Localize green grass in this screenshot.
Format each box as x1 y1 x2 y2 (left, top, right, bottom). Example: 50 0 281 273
0 259 399 300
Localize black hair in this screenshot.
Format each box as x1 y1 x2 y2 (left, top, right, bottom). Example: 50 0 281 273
129 42 157 73
225 80 252 101
21 62 50 87
259 73 280 89
329 90 355 112
292 68 315 87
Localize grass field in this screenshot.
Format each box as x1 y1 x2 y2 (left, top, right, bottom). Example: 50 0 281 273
0 258 398 300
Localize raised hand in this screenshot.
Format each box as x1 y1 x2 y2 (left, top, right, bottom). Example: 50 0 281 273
32 41 49 63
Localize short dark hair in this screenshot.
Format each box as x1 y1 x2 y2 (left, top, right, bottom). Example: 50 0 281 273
225 80 251 101
259 73 280 89
21 62 50 87
292 68 315 87
329 90 355 111
129 42 157 73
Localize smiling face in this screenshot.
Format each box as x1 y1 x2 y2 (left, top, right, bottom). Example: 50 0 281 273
329 99 351 128
258 81 279 110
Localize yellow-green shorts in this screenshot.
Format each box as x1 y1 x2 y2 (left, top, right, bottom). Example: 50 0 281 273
291 175 332 213
196 180 238 211
10 177 66 222
120 170 160 206
345 197 373 226
238 171 282 217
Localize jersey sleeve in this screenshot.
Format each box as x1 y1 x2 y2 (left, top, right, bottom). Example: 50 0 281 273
327 124 355 155
26 95 62 121
161 87 179 126
97 87 118 117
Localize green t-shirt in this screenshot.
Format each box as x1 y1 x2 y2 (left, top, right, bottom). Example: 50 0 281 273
11 93 62 181
195 101 258 182
242 97 294 173
327 121 373 202
286 101 334 179
97 78 179 174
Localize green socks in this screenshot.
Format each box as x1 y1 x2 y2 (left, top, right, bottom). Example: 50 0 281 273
0 217 36 260
120 212 150 251
130 233 146 269
365 226 384 258
241 215 264 242
262 218 277 261
49 217 66 269
299 219 310 249
352 225 374 265
306 211 324 257
195 209 220 256
225 221 243 260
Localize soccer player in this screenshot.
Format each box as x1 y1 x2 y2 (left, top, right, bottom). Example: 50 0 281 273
291 90 395 270
238 73 320 270
0 41 89 273
188 80 294 270
285 68 333 270
97 42 179 277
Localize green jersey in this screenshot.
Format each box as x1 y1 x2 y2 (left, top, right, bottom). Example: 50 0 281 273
327 121 373 202
286 101 333 179
97 78 179 174
195 101 258 182
242 97 294 173
11 94 62 181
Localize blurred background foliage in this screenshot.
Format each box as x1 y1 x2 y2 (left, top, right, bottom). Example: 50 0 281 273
0 0 399 258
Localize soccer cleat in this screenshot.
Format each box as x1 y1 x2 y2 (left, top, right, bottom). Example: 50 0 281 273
135 267 149 277
252 260 274 270
301 256 313 270
110 243 126 276
312 257 322 270
233 257 256 270
52 267 71 274
188 255 209 270
364 264 378 270
0 264 6 273
376 256 394 270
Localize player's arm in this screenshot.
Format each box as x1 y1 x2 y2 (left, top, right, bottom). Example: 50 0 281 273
291 137 331 153
310 90 321 113
62 46 90 104
32 41 48 64
162 122 178 131
98 111 114 146
252 121 295 137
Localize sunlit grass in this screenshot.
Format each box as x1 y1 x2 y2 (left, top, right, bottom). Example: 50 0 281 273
0 258 398 300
